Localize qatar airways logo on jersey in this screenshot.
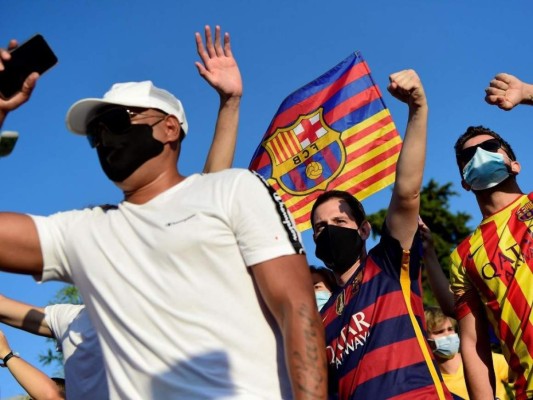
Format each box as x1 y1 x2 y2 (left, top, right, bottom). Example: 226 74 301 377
326 311 370 369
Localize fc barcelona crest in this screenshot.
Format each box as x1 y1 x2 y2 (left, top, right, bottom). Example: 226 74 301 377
516 200 533 222
262 108 346 196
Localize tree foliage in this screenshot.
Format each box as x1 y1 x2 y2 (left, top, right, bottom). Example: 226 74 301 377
366 179 473 305
50 285 83 305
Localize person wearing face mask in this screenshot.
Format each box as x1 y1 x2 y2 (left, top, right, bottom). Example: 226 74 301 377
309 265 336 311
425 306 511 400
310 69 453 400
0 26 327 400
450 73 533 400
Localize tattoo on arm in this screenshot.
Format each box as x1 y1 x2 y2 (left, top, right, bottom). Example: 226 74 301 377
292 304 326 399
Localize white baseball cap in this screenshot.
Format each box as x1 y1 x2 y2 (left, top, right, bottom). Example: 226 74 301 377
66 81 188 135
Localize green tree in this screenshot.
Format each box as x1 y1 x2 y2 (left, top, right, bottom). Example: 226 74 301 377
366 179 473 305
39 285 82 369
49 285 83 305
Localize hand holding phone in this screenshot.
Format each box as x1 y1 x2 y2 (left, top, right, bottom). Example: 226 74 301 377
0 34 57 100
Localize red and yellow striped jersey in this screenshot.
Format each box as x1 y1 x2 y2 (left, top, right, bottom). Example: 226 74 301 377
450 193 533 399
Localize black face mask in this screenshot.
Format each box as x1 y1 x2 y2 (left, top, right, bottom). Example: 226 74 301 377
315 224 364 275
96 124 164 182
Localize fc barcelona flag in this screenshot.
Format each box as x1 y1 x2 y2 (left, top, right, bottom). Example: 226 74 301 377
249 51 402 231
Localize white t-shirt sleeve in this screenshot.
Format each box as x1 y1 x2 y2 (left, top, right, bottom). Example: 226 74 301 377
44 304 85 340
228 170 305 267
30 211 84 283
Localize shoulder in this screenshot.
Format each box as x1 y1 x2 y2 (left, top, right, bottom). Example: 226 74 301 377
370 222 406 257
34 206 108 223
196 169 272 194
451 233 474 260
200 168 264 182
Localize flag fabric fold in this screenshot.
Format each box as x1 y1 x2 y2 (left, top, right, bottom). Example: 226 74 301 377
249 51 402 232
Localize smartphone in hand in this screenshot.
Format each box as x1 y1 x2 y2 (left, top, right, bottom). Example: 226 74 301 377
0 34 58 99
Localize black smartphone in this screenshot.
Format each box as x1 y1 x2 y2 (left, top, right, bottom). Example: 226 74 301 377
0 34 58 99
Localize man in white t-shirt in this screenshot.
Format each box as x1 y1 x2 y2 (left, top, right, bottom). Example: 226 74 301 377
0 296 107 399
0 27 327 400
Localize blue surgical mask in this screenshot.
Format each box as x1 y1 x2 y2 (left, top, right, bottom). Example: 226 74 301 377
462 147 510 191
429 333 460 359
315 290 331 311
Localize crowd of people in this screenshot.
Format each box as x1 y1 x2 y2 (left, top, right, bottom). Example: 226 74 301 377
0 24 531 400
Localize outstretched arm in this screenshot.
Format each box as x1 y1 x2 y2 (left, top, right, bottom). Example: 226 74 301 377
251 254 327 400
386 70 428 249
195 25 242 173
0 40 45 275
0 39 39 128
0 213 44 275
485 72 533 110
0 330 64 400
0 295 51 337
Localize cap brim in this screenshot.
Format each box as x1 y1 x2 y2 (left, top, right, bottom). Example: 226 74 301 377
66 98 120 135
67 97 167 135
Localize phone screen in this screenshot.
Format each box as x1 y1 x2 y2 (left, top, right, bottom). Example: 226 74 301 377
0 34 58 99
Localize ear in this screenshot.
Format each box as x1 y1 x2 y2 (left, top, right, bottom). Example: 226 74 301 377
162 115 182 143
359 220 372 240
510 160 521 175
461 179 472 191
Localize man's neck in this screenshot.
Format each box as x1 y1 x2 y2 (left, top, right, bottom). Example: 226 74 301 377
474 179 523 217
437 353 462 375
336 255 365 287
122 170 185 204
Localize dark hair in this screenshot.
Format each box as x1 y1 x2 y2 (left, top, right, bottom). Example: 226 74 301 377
51 377 66 397
310 190 366 230
454 125 516 172
309 265 336 290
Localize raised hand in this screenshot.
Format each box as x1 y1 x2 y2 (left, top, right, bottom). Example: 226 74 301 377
485 73 529 111
0 39 39 124
387 69 427 109
195 25 242 101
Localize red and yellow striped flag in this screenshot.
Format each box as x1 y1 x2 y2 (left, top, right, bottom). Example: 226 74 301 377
249 52 401 231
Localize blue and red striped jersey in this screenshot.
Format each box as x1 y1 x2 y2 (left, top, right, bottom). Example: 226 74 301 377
321 229 451 399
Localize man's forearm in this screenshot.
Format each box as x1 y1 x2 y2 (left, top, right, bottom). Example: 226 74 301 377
387 103 428 248
459 312 496 399
6 356 64 399
395 104 428 198
0 295 50 336
284 303 327 400
423 250 454 317
203 94 240 173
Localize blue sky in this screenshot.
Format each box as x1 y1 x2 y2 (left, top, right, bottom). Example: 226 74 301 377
1 0 533 397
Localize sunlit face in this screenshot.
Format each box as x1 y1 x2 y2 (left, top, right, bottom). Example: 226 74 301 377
312 198 358 239
311 272 331 293
86 106 168 148
428 318 456 340
459 134 509 170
